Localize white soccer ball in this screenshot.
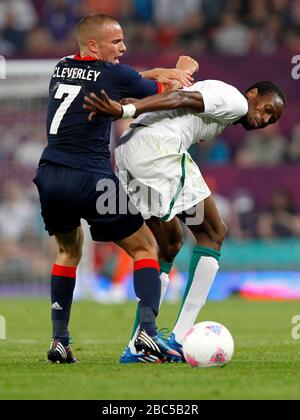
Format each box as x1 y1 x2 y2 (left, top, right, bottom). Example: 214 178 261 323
182 321 234 368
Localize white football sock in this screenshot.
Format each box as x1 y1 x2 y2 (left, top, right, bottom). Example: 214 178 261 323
172 256 219 344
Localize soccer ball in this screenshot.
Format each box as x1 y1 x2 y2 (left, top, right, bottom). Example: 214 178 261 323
182 321 234 368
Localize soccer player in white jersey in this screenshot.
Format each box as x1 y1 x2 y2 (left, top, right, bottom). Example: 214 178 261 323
84 80 286 362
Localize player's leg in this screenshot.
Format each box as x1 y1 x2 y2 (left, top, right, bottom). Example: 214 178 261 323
86 170 181 363
171 196 227 347
48 226 83 363
147 216 184 287
55 227 83 266
115 223 182 362
33 163 85 363
116 223 159 337
125 216 184 355
146 217 184 313
115 136 184 324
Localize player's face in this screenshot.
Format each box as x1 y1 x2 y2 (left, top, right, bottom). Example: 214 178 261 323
241 90 285 130
95 22 127 64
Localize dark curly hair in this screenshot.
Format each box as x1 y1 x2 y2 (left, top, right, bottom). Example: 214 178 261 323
246 81 287 107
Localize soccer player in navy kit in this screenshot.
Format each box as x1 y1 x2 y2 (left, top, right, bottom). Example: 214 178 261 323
34 14 194 364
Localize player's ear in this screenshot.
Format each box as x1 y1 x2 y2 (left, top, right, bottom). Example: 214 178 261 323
246 88 258 100
87 39 98 54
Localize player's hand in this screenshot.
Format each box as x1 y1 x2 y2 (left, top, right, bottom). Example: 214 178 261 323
83 90 123 121
176 56 199 77
154 68 194 87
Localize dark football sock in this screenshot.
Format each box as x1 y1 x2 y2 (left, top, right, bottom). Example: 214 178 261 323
133 259 161 337
51 264 76 347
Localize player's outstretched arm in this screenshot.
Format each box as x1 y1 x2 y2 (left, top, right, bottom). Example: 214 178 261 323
139 56 199 91
83 89 204 120
140 68 194 88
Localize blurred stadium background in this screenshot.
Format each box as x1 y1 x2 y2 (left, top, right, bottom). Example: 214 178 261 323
0 0 300 303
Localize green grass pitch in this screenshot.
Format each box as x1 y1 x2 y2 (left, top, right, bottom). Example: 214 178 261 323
0 297 300 400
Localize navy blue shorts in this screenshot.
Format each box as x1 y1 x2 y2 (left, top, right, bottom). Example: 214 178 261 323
33 162 144 242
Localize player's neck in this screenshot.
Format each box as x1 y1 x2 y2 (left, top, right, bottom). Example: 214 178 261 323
79 50 100 60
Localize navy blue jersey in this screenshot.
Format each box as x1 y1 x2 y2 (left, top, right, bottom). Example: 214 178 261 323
40 55 160 173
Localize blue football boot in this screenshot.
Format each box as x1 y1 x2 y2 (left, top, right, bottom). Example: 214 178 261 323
134 329 182 363
119 346 160 364
167 333 186 362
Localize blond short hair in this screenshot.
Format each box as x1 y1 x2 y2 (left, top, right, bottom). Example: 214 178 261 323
76 14 120 47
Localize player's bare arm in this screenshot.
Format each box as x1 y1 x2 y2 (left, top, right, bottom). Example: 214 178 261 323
140 67 194 86
140 56 199 91
83 89 205 120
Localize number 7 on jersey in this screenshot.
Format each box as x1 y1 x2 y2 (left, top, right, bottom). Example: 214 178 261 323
50 84 82 135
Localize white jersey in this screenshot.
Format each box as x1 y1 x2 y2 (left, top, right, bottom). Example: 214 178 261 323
130 80 248 149
116 80 248 221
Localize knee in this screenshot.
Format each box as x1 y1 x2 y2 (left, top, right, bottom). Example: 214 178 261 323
198 219 228 247
160 237 184 263
131 236 159 260
142 239 159 258
212 220 228 246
